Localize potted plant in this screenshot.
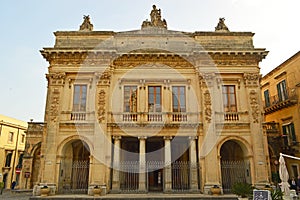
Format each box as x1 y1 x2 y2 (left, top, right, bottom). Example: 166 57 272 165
210 185 221 195
93 185 102 196
271 189 283 200
40 185 50 197
231 182 253 200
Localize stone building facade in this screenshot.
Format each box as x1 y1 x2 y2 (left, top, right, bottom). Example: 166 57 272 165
262 51 300 183
35 6 270 195
20 122 44 190
0 114 27 189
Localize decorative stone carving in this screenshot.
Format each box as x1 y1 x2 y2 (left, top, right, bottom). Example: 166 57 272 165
204 90 212 123
243 73 260 87
199 73 215 87
46 72 66 86
142 5 167 29
98 90 106 122
215 18 229 32
79 15 93 31
49 88 60 122
249 90 260 123
96 69 112 86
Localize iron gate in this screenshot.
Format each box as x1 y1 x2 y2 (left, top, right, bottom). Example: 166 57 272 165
172 161 190 191
120 161 139 192
221 160 248 193
61 160 89 194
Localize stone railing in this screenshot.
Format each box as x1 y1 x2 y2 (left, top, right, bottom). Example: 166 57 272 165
215 111 249 123
109 112 198 125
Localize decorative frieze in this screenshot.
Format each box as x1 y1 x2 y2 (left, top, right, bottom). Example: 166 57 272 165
113 56 194 69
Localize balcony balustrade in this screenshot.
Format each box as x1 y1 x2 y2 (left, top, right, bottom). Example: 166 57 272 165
264 87 298 114
59 111 95 122
215 111 248 123
109 112 196 125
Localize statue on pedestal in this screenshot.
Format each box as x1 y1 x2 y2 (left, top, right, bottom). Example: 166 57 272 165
142 5 167 29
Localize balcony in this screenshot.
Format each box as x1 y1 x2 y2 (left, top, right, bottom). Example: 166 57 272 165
215 111 249 123
60 111 95 122
264 88 298 115
108 112 197 127
264 122 280 136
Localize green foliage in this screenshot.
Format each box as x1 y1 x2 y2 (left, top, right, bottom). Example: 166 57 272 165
231 182 253 198
271 189 283 200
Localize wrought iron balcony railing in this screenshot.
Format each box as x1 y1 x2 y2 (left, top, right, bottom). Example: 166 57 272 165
264 87 298 114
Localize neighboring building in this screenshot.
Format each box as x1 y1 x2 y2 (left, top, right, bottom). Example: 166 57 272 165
19 122 44 190
35 6 270 195
0 114 27 189
262 51 300 183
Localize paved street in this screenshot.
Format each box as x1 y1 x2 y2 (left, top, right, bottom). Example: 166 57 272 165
0 190 32 200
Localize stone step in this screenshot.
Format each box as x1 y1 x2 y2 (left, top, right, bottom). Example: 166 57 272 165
29 194 238 200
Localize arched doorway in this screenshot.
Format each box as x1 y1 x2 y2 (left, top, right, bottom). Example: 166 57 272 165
31 147 41 188
220 140 251 193
58 140 90 194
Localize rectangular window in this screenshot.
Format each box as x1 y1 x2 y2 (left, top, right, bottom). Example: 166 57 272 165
124 86 137 112
73 85 87 112
148 86 161 112
282 122 296 146
277 80 288 102
172 86 186 112
21 134 25 143
264 89 270 107
8 132 14 142
5 152 12 167
222 85 237 112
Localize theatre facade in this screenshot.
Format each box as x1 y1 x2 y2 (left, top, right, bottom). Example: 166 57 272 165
36 6 270 195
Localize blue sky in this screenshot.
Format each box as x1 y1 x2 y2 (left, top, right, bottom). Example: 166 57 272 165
0 0 299 122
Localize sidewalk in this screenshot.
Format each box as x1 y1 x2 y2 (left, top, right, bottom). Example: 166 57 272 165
0 189 32 200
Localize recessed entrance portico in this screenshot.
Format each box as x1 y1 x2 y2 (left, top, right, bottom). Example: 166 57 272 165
111 136 198 193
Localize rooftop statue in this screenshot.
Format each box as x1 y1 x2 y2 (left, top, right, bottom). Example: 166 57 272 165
215 18 229 32
142 5 167 29
79 15 94 31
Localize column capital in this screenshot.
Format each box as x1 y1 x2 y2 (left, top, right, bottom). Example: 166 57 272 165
163 136 173 140
112 135 122 140
138 136 147 140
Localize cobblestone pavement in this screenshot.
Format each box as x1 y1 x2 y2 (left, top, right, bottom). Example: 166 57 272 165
0 190 32 200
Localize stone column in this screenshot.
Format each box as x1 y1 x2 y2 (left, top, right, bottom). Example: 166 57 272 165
112 136 121 191
189 136 198 191
164 136 172 192
138 136 147 192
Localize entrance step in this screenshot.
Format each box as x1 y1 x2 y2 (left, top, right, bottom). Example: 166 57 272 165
30 194 238 200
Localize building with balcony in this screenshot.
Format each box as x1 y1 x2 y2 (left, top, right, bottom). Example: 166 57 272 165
262 51 300 183
0 114 27 190
35 6 270 195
